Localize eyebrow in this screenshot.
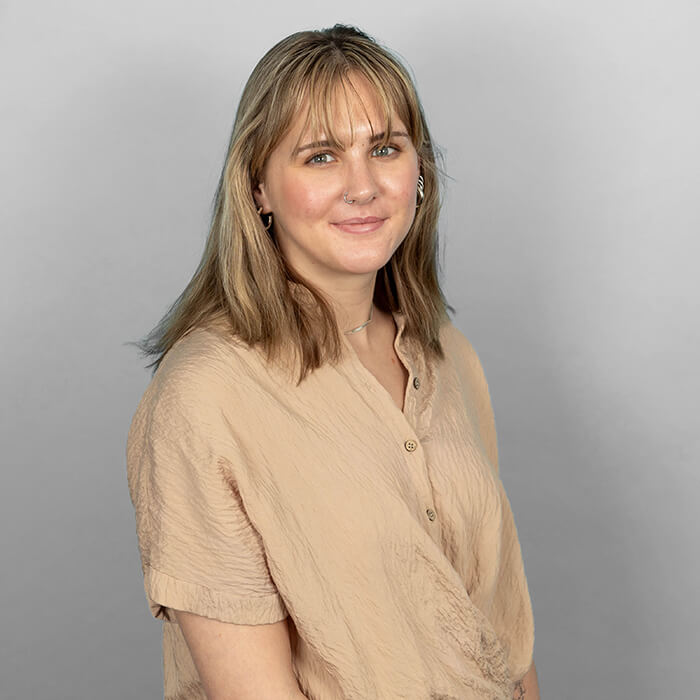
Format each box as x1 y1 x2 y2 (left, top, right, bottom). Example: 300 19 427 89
292 130 410 157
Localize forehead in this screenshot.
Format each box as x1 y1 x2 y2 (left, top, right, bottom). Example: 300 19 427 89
287 73 406 147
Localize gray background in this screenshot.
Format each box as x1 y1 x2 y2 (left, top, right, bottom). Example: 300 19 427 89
1 1 698 698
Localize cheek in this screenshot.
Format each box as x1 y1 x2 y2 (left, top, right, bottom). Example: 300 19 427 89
390 170 419 208
278 175 333 221
384 157 419 201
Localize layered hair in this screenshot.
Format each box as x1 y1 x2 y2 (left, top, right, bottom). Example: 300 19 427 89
132 24 454 384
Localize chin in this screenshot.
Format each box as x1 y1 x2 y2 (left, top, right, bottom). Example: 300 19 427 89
338 258 393 275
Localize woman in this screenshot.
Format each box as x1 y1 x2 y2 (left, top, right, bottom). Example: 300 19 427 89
126 24 539 700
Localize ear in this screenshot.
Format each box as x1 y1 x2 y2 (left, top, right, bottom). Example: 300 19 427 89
253 181 272 214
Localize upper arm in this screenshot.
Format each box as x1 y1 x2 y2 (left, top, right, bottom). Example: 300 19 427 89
126 373 287 625
126 365 301 697
451 328 500 473
173 610 303 700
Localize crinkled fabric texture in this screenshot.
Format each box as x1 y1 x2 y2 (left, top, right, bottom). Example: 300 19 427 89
125 310 534 699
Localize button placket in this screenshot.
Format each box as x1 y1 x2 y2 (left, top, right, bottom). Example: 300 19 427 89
345 313 440 530
402 437 438 525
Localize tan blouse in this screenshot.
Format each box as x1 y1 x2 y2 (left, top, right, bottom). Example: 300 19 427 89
126 309 534 700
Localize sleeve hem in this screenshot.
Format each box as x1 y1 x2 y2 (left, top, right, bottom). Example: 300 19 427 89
143 564 288 625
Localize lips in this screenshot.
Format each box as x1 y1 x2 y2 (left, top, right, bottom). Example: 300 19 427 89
331 216 388 235
333 216 385 225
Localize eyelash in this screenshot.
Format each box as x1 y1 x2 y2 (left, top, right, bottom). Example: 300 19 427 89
306 144 400 165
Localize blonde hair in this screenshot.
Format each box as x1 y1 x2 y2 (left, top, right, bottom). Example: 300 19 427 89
130 24 454 384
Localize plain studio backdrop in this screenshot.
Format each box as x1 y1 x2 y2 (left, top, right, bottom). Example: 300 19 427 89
1 1 698 698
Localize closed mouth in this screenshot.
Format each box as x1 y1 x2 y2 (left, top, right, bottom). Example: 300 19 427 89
332 216 386 225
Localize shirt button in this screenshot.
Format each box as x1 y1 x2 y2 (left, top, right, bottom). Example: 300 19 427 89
426 508 436 521
413 376 421 389
404 439 417 452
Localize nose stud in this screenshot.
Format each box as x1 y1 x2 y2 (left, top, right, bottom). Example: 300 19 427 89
343 192 355 205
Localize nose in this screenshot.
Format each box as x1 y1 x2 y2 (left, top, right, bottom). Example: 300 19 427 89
343 155 379 205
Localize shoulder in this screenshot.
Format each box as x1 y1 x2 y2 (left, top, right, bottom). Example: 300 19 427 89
437 318 495 418
129 324 259 442
439 317 501 469
439 318 488 382
158 321 263 396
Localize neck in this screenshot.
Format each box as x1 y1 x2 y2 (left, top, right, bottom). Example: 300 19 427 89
287 270 381 347
317 276 378 339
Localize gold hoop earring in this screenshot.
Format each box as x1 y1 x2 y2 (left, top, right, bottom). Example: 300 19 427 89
257 206 273 231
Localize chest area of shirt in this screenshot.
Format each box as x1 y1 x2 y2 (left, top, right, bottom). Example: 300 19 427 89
227 355 495 542
352 345 410 414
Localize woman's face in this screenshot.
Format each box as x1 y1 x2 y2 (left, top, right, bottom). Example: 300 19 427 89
254 75 421 288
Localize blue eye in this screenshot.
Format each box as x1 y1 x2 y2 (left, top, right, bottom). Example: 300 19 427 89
308 152 335 164
373 145 397 157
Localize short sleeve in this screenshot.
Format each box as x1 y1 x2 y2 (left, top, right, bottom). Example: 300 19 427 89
125 369 288 626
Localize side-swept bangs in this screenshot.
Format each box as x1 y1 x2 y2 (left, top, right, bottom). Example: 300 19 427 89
246 33 427 185
289 51 426 158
